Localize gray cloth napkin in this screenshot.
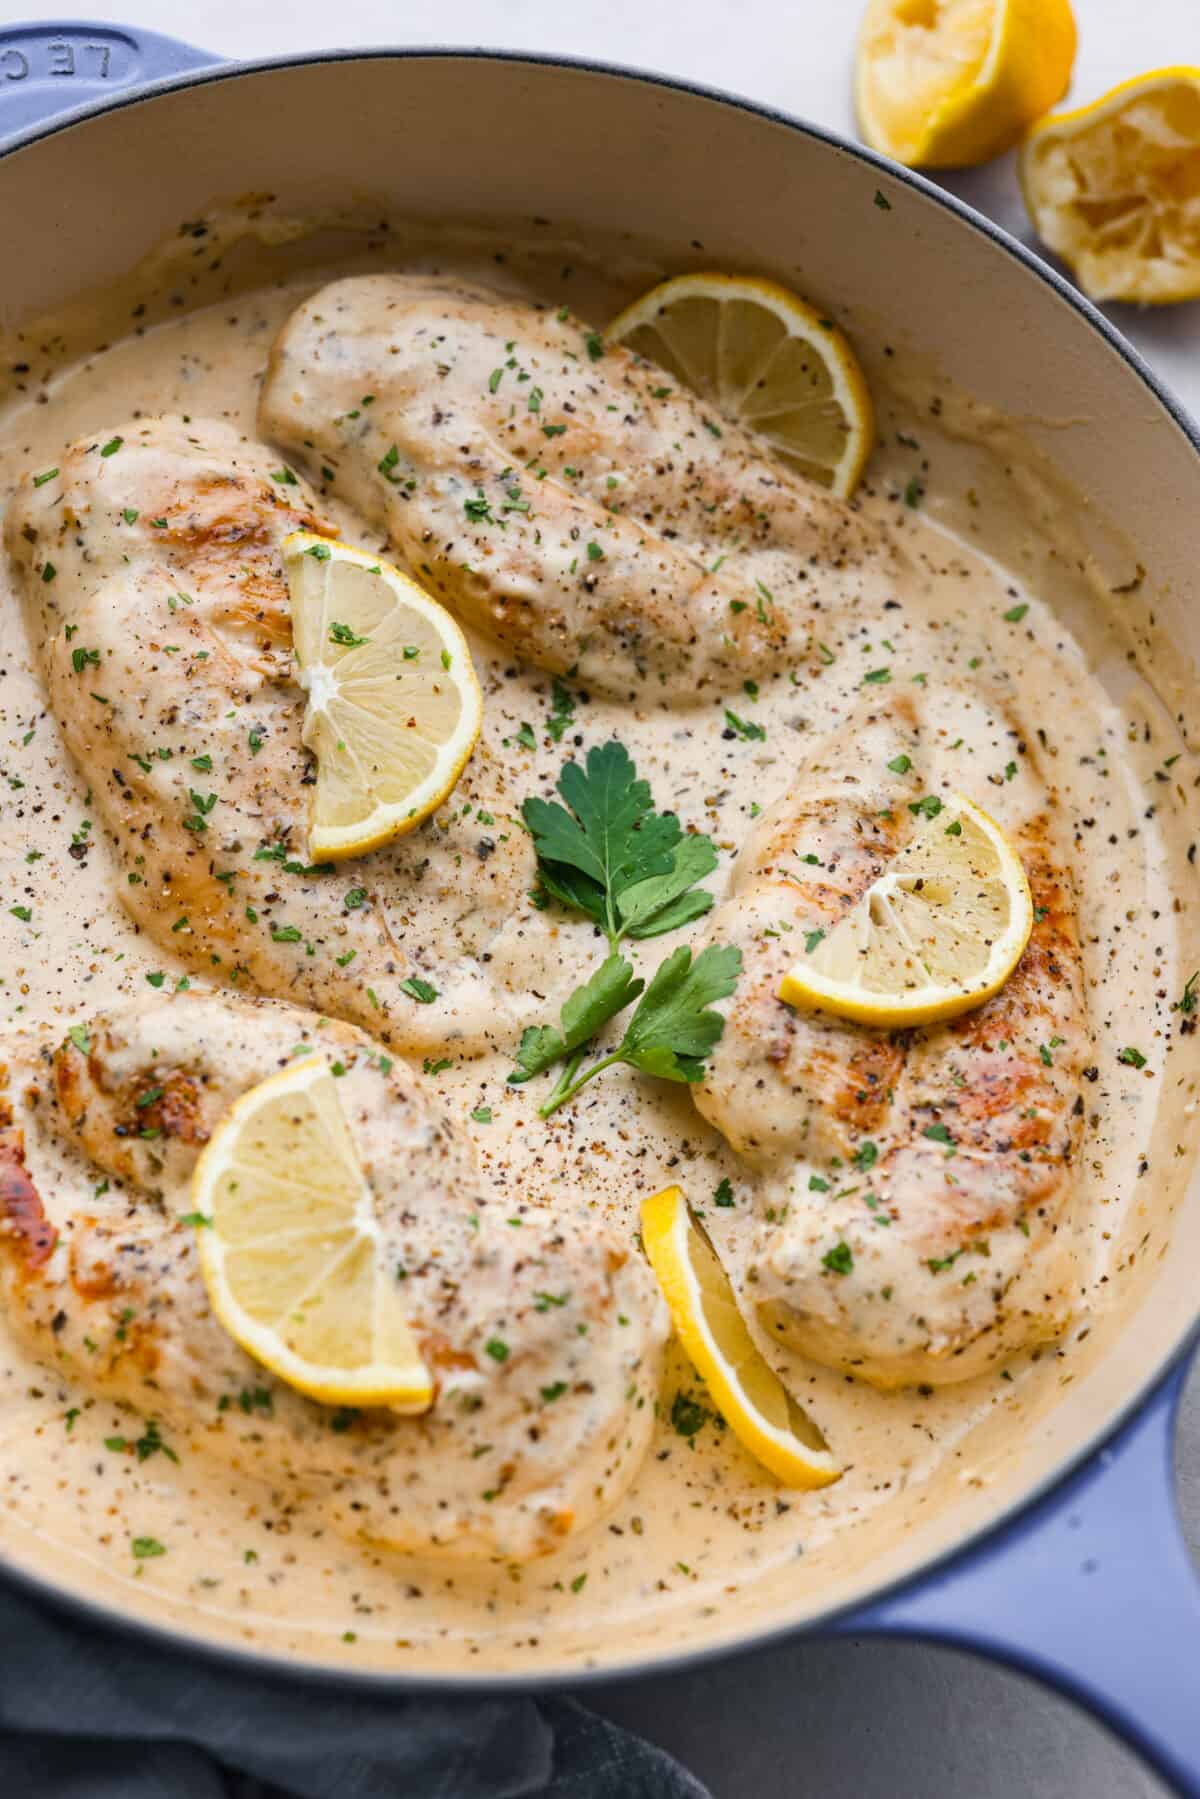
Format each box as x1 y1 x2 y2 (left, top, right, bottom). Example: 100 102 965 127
0 1577 709 1797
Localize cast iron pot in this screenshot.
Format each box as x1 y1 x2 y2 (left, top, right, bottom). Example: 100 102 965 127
1 19 1198 1793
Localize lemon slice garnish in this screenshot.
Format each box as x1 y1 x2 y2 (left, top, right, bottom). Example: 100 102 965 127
779 792 1033 1028
855 0 1076 168
640 1185 840 1490
606 273 874 499
1020 67 1200 304
192 1056 434 1411
284 530 483 862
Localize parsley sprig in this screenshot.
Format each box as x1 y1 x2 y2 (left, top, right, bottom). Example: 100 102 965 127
522 740 718 947
523 943 741 1116
512 741 738 1114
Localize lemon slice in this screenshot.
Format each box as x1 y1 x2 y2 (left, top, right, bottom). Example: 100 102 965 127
283 531 483 861
192 1056 433 1410
1020 68 1200 304
779 792 1033 1028
856 0 1076 169
606 273 874 498
640 1185 840 1489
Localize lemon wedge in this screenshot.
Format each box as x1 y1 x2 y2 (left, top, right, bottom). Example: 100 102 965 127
192 1055 434 1410
779 792 1032 1028
1020 68 1200 304
607 273 874 498
640 1185 840 1489
284 531 483 862
856 0 1076 168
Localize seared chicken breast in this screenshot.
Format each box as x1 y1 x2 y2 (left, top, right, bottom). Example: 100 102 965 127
259 273 902 702
695 693 1090 1388
0 991 666 1560
5 418 581 1058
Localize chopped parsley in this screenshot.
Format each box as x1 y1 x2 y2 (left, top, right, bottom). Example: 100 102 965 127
546 678 576 743
724 709 767 742
908 795 943 820
329 621 369 648
400 976 438 1004
670 1391 709 1440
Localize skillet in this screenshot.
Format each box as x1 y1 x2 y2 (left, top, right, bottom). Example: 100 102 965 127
0 19 1198 1792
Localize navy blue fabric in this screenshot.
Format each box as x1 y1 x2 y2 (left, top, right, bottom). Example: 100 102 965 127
0 1579 709 1797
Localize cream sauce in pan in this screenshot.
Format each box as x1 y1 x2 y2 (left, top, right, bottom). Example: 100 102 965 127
0 223 1191 1674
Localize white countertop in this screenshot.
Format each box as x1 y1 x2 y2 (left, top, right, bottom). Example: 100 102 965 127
2 1 1197 1793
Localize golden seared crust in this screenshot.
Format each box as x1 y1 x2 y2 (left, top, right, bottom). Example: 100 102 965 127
0 1128 57 1274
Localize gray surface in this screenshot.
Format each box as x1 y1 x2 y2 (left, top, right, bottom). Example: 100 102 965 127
3 0 1199 1792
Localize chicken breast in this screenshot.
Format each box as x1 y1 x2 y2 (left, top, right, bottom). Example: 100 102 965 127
259 273 902 702
695 692 1090 1388
5 417 581 1058
0 990 666 1561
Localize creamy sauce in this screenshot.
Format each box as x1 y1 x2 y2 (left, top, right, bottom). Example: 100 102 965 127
0 220 1192 1676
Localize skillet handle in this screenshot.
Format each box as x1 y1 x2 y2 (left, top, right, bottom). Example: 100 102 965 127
0 21 220 145
833 1348 1200 1796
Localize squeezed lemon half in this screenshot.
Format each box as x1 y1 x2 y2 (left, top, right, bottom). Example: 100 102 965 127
640 1185 841 1489
284 530 482 862
855 0 1076 168
779 792 1033 1028
607 272 874 498
192 1056 434 1410
1020 68 1200 304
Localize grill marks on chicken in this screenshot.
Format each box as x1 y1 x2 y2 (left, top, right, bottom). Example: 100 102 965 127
0 992 665 1560
259 273 902 701
695 696 1091 1388
6 418 570 1058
